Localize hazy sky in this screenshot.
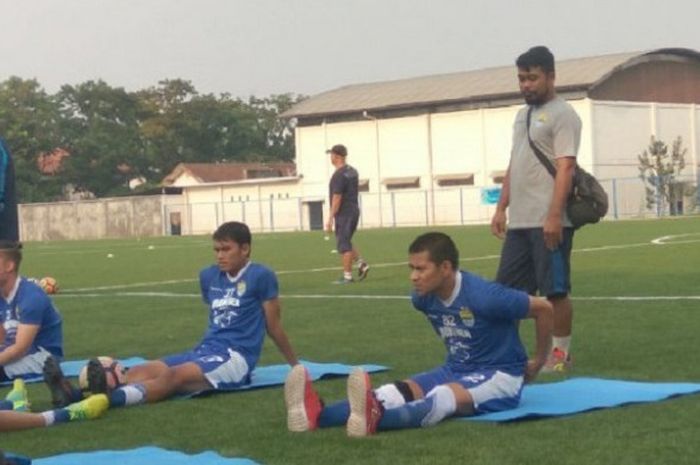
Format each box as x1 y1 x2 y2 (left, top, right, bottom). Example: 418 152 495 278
1 0 698 99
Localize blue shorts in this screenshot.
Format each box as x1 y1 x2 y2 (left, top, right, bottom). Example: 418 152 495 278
161 343 252 390
410 365 524 414
496 227 574 298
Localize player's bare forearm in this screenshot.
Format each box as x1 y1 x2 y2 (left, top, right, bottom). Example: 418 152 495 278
491 168 511 239
546 157 575 220
526 296 553 380
269 328 299 366
263 299 299 366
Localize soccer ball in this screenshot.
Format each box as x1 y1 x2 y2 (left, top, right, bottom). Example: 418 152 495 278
39 276 59 295
78 356 127 393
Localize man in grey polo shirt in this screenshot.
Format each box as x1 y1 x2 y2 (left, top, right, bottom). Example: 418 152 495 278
326 144 369 284
491 46 581 373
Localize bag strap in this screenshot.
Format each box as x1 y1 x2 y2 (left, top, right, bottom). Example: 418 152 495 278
526 106 557 178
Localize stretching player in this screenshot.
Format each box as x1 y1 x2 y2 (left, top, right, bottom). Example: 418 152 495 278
45 221 299 408
285 232 552 436
0 378 107 432
1 241 63 383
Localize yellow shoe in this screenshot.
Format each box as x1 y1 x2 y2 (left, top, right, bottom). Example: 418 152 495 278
5 378 30 412
66 394 109 421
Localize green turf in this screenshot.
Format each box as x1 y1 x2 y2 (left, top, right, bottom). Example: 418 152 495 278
2 217 700 464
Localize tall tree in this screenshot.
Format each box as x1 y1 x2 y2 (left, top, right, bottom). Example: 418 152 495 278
57 80 146 197
248 93 306 161
638 136 693 215
0 78 64 202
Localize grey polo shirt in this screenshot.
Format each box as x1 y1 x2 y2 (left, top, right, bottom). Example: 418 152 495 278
507 96 582 228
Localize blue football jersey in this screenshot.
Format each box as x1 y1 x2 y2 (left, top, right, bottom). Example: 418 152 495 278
412 271 530 375
198 262 278 368
0 277 63 357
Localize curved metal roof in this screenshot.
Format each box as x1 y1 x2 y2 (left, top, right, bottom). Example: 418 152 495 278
283 48 700 118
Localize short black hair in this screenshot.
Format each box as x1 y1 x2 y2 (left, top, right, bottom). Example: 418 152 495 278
0 240 22 270
408 232 459 270
516 46 555 74
213 222 252 247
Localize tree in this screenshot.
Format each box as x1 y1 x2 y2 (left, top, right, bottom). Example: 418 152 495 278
638 136 694 215
56 80 146 197
0 78 64 202
248 93 306 162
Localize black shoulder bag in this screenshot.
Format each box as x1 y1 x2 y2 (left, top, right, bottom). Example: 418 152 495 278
526 107 609 229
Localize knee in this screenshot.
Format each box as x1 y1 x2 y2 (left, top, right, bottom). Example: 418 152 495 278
375 380 418 409
421 385 458 427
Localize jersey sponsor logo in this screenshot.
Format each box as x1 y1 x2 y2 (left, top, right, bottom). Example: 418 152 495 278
438 326 472 339
211 288 241 310
237 281 247 297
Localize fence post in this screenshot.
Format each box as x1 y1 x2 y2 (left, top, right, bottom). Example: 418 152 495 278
459 188 464 225
611 178 618 219
298 198 303 231
424 190 429 226
269 195 275 232
391 191 396 227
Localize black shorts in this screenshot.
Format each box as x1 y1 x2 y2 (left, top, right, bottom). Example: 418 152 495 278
335 212 359 253
496 227 574 298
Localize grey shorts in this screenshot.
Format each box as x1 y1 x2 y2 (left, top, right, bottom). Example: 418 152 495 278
496 228 574 298
334 212 359 253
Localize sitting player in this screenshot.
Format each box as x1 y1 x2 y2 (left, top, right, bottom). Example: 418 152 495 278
285 232 553 436
0 378 108 432
0 241 63 383
45 221 299 409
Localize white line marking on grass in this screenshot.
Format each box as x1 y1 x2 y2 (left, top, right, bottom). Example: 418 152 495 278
651 233 700 245
70 279 196 292
55 291 700 302
65 233 696 293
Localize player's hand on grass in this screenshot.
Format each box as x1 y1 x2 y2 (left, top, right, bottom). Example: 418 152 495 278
525 359 543 384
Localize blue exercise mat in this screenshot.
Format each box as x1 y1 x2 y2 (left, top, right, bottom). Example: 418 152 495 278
33 446 259 465
467 377 700 422
244 360 387 390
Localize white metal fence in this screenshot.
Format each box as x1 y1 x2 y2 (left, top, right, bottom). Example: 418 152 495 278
18 175 699 240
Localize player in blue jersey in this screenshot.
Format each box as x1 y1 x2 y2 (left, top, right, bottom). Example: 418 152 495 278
44 221 299 409
0 241 63 383
285 231 553 436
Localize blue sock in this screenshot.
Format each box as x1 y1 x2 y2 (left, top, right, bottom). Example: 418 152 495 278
109 383 146 408
53 407 71 423
378 396 435 431
318 400 350 428
0 399 13 410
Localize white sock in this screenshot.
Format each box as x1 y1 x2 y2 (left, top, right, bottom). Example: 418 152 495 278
552 336 571 354
344 271 352 280
42 410 56 426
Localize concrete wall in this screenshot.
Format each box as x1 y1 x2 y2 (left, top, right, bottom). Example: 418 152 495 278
19 195 164 241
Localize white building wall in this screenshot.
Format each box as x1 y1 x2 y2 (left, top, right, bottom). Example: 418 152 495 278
166 98 700 236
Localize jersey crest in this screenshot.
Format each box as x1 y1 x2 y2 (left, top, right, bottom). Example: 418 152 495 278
459 307 475 328
237 281 247 297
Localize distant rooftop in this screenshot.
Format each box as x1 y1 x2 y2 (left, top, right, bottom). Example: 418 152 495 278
161 162 296 186
283 48 700 119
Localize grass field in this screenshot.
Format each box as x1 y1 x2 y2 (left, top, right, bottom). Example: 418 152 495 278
2 217 700 464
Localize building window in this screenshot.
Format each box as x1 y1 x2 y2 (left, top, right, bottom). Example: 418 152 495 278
359 179 370 192
490 170 507 184
434 173 474 187
382 176 420 190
